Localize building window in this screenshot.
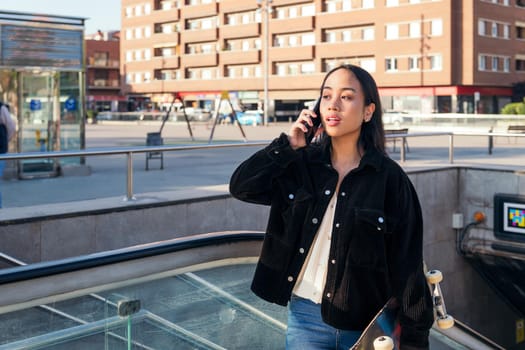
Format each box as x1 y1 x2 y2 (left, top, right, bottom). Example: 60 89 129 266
492 57 498 71
363 0 374 9
301 62 315 74
301 4 316 16
363 27 375 40
409 22 420 38
479 55 487 71
302 33 315 45
516 58 525 71
504 57 510 72
342 0 352 11
360 58 376 72
324 30 337 43
492 22 498 37
409 56 419 70
431 19 443 36
429 55 442 70
517 25 525 40
386 24 399 40
386 0 399 6
342 30 352 42
503 24 509 39
326 1 337 13
385 57 398 71
478 20 486 36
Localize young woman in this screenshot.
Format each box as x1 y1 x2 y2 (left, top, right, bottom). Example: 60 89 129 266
229 65 433 350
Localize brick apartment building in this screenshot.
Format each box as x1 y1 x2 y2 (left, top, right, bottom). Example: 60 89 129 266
85 31 126 113
120 0 525 118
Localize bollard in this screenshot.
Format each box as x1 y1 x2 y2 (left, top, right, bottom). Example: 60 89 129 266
488 127 493 155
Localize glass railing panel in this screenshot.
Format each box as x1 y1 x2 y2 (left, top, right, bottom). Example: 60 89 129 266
0 262 287 350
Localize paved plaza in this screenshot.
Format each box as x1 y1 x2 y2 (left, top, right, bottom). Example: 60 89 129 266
1 121 524 211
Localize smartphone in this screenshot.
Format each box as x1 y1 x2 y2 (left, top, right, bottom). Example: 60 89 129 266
304 98 321 145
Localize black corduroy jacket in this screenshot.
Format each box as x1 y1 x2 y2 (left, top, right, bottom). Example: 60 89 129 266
229 134 434 349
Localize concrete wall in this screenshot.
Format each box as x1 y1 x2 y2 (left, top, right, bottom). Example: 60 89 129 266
1 167 524 348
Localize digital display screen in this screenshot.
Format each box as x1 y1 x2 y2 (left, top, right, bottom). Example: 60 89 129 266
495 194 525 241
0 24 83 69
504 203 525 233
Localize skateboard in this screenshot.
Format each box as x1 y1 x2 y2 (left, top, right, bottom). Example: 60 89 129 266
350 268 454 350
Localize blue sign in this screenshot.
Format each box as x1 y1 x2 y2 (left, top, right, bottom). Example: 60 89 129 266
65 97 77 111
30 99 42 111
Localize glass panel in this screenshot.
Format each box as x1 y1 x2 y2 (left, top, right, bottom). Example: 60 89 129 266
59 71 82 166
0 263 287 349
19 72 59 177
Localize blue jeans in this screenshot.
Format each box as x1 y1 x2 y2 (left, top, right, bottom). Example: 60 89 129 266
286 295 362 350
0 160 4 208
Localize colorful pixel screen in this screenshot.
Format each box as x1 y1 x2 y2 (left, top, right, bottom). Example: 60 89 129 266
504 203 525 235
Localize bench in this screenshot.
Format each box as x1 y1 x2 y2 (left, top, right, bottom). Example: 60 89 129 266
145 132 164 170
507 125 525 144
385 128 409 153
508 125 525 133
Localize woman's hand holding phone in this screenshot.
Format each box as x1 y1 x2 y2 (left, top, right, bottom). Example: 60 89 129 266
288 107 320 150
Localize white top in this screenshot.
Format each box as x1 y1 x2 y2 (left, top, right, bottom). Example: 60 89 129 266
293 194 337 304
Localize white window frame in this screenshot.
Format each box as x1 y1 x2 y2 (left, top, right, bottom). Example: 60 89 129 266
386 24 399 40
479 55 487 71
492 56 498 71
409 22 421 38
385 57 398 71
478 20 486 36
431 19 443 36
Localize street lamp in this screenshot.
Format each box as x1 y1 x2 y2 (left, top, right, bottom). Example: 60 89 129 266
257 0 272 126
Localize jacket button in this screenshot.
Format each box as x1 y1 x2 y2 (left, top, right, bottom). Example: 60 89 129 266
273 150 280 154
377 227 382 231
324 190 331 195
312 218 319 224
378 216 384 223
287 276 294 282
326 293 331 298
331 259 336 264
341 192 346 196
335 223 340 228
288 193 295 200
299 248 305 254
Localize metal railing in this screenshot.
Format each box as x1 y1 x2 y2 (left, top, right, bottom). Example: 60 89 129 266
0 131 524 201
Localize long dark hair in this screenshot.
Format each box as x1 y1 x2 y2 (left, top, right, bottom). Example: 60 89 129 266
318 64 385 154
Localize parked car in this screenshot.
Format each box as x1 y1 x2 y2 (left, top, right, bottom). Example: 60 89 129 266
382 110 409 127
236 110 263 125
175 107 212 122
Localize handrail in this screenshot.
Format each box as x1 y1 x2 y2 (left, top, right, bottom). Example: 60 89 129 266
1 132 524 200
0 231 264 285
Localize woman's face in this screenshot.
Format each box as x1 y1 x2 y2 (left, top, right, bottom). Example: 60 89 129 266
319 68 375 140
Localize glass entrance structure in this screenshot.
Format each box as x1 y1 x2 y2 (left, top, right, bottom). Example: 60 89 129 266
0 11 85 179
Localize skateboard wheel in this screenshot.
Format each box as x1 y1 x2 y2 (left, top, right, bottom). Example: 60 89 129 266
437 314 455 329
426 269 443 284
373 336 394 350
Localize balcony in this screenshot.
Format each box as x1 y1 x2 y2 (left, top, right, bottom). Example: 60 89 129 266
220 49 260 65
152 7 180 22
150 31 179 47
87 58 120 69
181 53 218 68
269 45 314 62
270 16 314 35
182 2 218 19
88 79 121 90
184 28 218 43
221 22 260 39
152 56 180 70
220 0 255 12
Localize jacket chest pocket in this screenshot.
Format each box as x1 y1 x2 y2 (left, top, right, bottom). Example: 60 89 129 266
348 208 391 270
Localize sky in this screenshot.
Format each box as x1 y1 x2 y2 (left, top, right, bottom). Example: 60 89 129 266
1 0 121 34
